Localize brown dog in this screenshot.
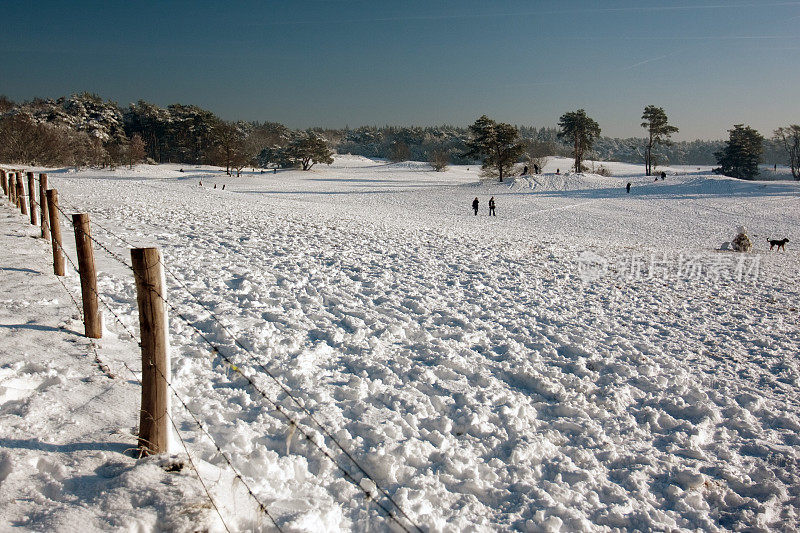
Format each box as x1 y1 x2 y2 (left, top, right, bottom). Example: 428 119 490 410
767 237 789 251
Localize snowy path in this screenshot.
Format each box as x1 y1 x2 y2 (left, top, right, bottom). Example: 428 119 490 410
2 156 800 531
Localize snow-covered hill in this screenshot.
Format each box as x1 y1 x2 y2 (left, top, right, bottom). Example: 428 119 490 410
1 156 799 531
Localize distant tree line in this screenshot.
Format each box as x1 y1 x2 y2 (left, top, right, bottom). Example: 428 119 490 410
0 93 796 181
0 93 333 173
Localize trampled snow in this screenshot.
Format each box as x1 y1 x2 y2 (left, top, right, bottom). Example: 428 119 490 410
1 156 799 531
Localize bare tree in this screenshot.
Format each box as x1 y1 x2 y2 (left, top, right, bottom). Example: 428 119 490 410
127 134 147 168
86 138 107 168
429 147 450 171
774 125 800 180
389 140 411 162
525 139 554 173
231 133 263 176
211 121 250 175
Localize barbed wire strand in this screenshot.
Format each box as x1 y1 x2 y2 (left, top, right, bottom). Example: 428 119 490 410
124 361 283 533
157 260 420 528
120 255 411 531
47 195 420 531
121 363 235 533
42 215 277 532
51 262 231 533
54 272 84 320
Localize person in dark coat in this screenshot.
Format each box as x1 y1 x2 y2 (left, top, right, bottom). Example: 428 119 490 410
488 196 496 216
660 171 666 180
626 182 631 193
522 165 529 175
472 197 479 215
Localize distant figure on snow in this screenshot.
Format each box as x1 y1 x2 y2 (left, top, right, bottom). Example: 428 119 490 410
522 165 529 176
533 163 540 174
199 181 202 186
488 196 496 216
472 197 479 216
626 182 631 194
556 168 560 174
273 168 277 174
661 171 666 180
213 184 217 189
222 184 225 190
179 168 184 172
774 164 777 171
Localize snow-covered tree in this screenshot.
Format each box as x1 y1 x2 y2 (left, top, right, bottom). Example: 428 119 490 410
285 133 334 171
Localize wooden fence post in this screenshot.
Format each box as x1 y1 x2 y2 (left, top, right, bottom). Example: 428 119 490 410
39 174 49 239
131 247 170 456
9 173 16 205
46 189 65 276
27 172 37 225
72 214 102 339
16 174 27 215
1 170 7 196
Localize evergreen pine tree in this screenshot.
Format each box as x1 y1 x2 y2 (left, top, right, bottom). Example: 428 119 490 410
557 109 601 173
285 133 334 171
641 105 678 176
464 115 525 182
714 125 764 180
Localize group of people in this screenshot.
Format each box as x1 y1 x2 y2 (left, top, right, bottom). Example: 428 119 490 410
626 171 668 193
521 164 542 176
472 196 496 216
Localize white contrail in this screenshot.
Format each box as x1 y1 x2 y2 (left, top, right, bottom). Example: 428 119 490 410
621 52 681 72
249 2 800 27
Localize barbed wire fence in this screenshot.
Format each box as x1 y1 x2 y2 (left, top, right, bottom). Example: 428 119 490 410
1 170 422 532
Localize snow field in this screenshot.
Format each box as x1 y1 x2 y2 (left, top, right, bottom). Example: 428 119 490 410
1 155 800 531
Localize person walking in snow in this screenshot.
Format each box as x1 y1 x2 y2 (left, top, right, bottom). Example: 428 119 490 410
488 196 496 216
661 171 666 180
626 182 631 194
472 197 479 215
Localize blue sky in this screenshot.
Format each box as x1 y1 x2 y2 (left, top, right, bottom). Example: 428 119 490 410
1 0 798 139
